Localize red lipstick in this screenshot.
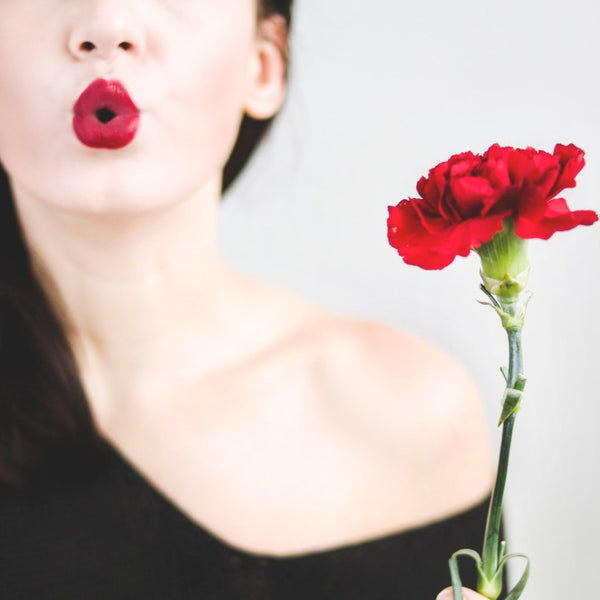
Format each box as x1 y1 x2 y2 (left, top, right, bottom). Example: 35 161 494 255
73 79 140 149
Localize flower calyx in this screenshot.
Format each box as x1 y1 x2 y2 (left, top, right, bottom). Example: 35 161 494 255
476 219 530 302
477 286 532 331
480 268 530 300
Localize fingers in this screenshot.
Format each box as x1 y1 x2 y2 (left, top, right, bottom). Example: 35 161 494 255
436 586 489 600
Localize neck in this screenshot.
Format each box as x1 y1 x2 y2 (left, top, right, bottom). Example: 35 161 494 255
9 177 276 423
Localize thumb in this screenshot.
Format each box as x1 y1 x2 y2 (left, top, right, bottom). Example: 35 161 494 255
436 587 489 600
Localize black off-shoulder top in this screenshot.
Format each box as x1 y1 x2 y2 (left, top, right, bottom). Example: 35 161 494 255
0 442 495 599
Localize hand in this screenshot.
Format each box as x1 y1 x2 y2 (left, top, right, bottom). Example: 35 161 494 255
436 587 490 600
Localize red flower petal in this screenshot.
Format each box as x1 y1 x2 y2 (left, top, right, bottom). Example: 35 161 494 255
514 197 599 240
400 246 459 270
479 154 512 190
387 208 508 270
512 148 559 198
416 174 443 213
411 200 450 234
465 212 511 249
513 186 554 221
448 176 497 218
548 143 585 197
387 201 431 246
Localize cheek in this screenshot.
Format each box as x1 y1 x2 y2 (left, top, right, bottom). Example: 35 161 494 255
0 25 67 182
0 41 35 171
0 81 80 215
155 23 255 182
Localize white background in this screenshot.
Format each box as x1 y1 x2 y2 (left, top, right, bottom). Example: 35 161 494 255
220 1 600 597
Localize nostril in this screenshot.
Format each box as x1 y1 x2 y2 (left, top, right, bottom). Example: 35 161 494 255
119 42 133 51
79 41 95 52
95 108 117 123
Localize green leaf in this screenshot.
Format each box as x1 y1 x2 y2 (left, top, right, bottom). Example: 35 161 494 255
514 374 527 392
449 549 492 600
497 553 530 600
498 540 506 562
498 377 526 426
498 388 523 425
479 284 502 309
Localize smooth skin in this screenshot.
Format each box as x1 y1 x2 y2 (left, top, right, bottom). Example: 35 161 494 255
0 1 494 597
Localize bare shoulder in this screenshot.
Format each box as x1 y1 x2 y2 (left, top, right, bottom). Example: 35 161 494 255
312 314 495 517
233 277 494 525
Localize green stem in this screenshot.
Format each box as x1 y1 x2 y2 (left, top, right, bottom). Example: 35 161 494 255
479 327 523 597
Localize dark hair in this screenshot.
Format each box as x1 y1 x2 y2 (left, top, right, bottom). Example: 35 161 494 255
0 0 294 488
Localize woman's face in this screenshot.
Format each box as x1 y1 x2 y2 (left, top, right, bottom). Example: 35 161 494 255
0 0 277 214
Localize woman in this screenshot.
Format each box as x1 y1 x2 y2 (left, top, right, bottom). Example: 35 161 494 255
0 1 494 598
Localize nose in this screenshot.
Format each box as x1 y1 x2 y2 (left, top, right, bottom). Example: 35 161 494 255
67 3 146 61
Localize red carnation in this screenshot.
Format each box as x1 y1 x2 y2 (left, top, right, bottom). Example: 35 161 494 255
388 143 598 270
